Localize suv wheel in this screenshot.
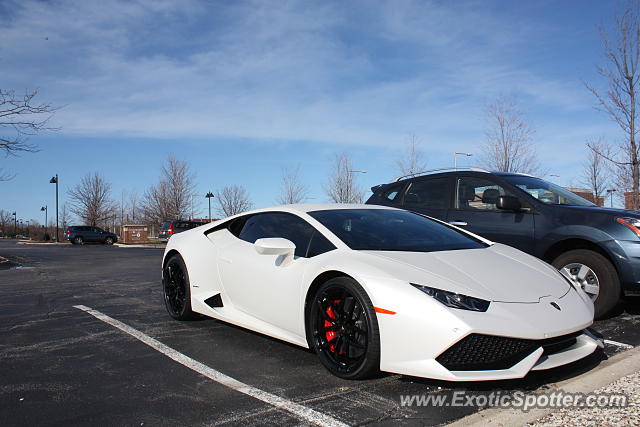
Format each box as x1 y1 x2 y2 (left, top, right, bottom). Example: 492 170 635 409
104 237 114 245
73 236 84 245
552 249 620 319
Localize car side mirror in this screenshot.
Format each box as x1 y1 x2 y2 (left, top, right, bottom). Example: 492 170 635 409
496 195 522 211
254 238 296 256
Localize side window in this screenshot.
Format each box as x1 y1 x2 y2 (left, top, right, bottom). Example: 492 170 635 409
237 213 318 258
403 178 448 210
456 177 508 211
381 183 405 204
307 231 337 257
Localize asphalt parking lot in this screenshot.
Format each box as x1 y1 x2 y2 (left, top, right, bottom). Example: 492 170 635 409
2 240 640 426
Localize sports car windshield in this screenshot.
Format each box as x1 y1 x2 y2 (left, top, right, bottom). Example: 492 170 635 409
502 175 596 207
308 209 488 252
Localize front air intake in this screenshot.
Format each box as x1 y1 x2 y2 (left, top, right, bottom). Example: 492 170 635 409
436 331 581 371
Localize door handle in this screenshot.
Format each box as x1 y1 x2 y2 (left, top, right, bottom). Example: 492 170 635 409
448 221 468 226
219 256 233 264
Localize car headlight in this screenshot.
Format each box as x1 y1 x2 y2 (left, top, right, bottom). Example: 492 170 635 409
411 283 490 312
616 217 640 238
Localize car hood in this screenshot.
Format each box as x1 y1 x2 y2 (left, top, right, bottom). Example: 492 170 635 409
360 243 570 303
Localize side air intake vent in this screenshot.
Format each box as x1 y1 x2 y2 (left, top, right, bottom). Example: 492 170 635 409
205 294 223 308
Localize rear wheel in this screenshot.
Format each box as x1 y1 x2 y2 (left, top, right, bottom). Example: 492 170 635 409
73 236 83 245
163 254 196 320
309 277 380 379
552 249 620 319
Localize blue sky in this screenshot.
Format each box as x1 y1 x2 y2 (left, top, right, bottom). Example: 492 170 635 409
0 0 626 223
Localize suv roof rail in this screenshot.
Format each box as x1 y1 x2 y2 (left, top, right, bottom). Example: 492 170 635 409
392 167 490 182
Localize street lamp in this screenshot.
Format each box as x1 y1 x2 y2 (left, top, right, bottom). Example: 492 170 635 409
12 212 16 236
50 175 59 242
41 206 48 238
205 192 215 222
607 189 617 208
454 152 473 169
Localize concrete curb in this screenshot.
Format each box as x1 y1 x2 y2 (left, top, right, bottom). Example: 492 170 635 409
114 243 166 249
16 241 69 245
449 346 640 426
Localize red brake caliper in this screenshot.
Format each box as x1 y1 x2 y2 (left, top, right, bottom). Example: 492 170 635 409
325 301 340 352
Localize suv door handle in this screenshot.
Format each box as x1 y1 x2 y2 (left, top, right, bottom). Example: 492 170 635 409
448 221 468 226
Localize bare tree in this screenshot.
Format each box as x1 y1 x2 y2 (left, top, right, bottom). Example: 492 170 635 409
585 5 640 209
324 152 366 203
395 134 427 177
479 96 542 175
0 89 58 180
216 185 253 217
0 209 12 235
581 138 610 203
59 203 71 230
276 165 310 204
126 190 141 223
142 155 196 224
67 172 117 226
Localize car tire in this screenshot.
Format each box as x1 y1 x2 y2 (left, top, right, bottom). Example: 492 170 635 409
309 276 381 380
552 249 620 319
104 237 114 245
73 236 83 245
162 254 197 320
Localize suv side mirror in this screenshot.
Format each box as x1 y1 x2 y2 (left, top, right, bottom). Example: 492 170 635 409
496 195 522 211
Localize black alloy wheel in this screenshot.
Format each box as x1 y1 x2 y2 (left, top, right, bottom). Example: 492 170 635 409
73 236 83 245
104 237 114 245
163 254 196 320
310 277 380 379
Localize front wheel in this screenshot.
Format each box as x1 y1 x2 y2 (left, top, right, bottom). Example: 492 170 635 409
104 237 114 245
552 249 620 319
162 254 196 320
309 277 380 379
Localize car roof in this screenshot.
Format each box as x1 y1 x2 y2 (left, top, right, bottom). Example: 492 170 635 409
216 203 396 221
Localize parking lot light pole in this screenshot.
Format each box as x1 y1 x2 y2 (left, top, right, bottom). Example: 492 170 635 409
12 212 16 235
454 152 473 169
607 189 617 208
41 206 48 237
205 192 215 222
50 175 59 242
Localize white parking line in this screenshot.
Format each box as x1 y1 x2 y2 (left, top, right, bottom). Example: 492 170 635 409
603 339 634 349
73 305 348 427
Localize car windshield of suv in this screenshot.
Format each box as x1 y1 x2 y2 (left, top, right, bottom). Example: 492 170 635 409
502 175 596 207
308 209 488 252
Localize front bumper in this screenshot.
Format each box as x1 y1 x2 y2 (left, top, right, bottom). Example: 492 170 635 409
371 278 596 381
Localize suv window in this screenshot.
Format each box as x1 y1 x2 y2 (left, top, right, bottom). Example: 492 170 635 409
237 212 330 258
403 178 448 210
381 183 405 203
455 177 508 211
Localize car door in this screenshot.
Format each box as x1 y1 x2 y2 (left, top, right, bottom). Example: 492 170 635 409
401 176 451 220
217 212 326 332
93 227 105 242
447 174 535 254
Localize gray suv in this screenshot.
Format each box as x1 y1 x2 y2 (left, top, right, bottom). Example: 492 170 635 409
367 167 640 319
65 226 118 245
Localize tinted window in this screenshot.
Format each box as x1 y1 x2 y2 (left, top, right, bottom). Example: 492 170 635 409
238 212 320 258
161 221 171 230
502 175 596 207
456 177 509 211
381 183 405 203
308 209 487 252
403 178 448 210
307 231 337 257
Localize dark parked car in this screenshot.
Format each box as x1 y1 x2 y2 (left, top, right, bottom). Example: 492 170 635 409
367 167 640 318
65 226 118 245
158 220 207 242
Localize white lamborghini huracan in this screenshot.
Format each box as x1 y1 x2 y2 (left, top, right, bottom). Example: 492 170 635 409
162 204 600 381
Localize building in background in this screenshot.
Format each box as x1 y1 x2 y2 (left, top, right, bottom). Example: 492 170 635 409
566 188 605 207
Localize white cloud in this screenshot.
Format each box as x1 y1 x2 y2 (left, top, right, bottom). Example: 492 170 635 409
0 0 607 155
